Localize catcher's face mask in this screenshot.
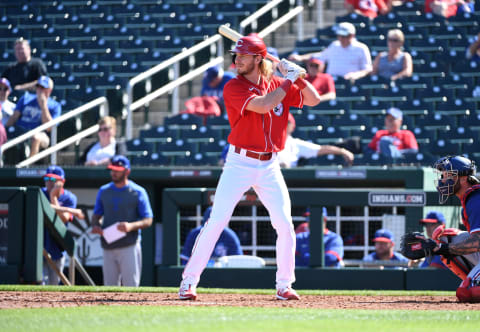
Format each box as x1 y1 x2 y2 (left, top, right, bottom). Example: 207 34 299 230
434 158 461 204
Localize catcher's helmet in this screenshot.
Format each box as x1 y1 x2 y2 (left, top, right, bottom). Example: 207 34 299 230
231 35 267 58
434 155 476 204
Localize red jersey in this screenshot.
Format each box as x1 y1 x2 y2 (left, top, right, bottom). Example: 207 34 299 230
224 75 303 152
368 129 418 151
305 73 335 95
344 0 387 18
424 0 458 18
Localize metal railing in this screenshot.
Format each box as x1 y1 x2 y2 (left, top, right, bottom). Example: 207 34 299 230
124 0 304 140
125 35 224 140
1 97 109 168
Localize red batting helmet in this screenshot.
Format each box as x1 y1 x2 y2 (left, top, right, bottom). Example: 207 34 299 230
231 35 267 58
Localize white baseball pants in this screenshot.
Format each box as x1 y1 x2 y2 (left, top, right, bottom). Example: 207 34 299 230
182 145 296 289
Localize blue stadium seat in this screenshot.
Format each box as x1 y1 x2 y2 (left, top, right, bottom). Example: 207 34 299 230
131 152 169 166
427 139 461 156
335 13 370 28
373 12 407 29
140 125 177 141
416 113 455 130
294 112 329 127
371 86 411 102
308 99 347 115
126 138 155 154
164 113 204 127
294 37 329 53
179 126 222 141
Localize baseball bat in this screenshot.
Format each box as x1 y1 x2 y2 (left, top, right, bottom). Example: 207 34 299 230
218 25 305 78
218 25 280 63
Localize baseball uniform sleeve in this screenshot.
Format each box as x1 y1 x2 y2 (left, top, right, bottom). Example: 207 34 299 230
93 188 104 216
294 137 322 159
224 228 243 255
136 187 153 218
324 232 344 267
224 79 257 118
466 193 480 233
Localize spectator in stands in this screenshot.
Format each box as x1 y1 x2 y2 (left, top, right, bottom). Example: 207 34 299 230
0 122 6 147
295 207 344 268
363 228 408 268
289 22 372 81
91 155 153 287
2 38 47 91
366 107 418 159
304 56 337 102
419 211 448 269
344 0 389 18
0 78 15 126
201 65 235 112
424 0 467 17
41 165 84 285
466 32 480 63
278 113 354 168
78 116 127 166
371 29 413 81
5 76 61 158
180 206 243 265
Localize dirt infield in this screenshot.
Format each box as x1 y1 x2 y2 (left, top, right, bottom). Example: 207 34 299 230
1 291 479 310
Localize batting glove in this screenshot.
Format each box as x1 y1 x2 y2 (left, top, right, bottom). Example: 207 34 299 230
285 66 305 83
278 59 290 77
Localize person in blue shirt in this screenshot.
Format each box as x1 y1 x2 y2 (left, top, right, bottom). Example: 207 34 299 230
295 207 344 267
5 76 61 158
419 211 448 270
41 165 81 285
200 66 235 113
181 206 243 265
91 155 153 287
363 228 408 268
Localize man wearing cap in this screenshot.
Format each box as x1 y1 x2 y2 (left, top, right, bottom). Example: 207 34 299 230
5 75 61 158
367 107 418 159
180 206 243 265
0 78 15 126
295 207 344 268
304 56 336 103
363 228 409 268
419 211 448 269
289 22 372 81
344 0 389 18
277 113 354 168
41 165 80 285
201 65 235 112
91 155 153 287
2 38 47 91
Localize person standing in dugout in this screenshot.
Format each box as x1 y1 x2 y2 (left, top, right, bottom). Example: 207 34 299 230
178 35 321 301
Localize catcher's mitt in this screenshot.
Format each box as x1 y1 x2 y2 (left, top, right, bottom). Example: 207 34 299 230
400 232 437 260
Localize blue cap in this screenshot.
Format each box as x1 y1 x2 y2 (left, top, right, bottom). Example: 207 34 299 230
420 211 446 224
205 66 221 83
107 155 131 171
202 206 212 225
45 165 65 181
267 47 279 59
37 75 54 89
386 107 403 120
0 77 11 91
374 228 394 243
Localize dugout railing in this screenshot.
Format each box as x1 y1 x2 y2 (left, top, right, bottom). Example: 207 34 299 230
0 187 94 285
157 186 461 290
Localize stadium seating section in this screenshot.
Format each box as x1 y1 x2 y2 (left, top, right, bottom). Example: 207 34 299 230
2 0 480 167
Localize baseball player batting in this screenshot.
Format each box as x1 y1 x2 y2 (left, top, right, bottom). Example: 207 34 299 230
178 34 322 301
401 155 480 302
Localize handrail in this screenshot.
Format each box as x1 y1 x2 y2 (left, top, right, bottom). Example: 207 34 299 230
239 0 283 34
1 97 108 166
257 6 304 39
16 124 100 168
125 35 223 140
130 57 224 112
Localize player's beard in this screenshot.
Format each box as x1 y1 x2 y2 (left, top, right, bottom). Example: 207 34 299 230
237 61 255 76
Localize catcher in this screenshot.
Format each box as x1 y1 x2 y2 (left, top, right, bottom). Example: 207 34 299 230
401 155 480 302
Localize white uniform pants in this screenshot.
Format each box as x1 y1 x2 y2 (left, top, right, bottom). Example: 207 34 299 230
182 145 296 289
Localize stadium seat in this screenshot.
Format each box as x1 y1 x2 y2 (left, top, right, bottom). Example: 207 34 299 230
427 139 461 156
373 12 407 29
294 112 329 128
355 75 390 90
164 113 204 127
309 99 347 116
140 125 176 141
294 37 329 53
335 13 370 28
126 138 155 154
416 113 455 130
179 126 222 142
371 86 410 102
131 152 169 166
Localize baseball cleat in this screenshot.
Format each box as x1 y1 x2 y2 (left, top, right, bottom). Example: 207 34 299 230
276 287 300 300
179 282 197 300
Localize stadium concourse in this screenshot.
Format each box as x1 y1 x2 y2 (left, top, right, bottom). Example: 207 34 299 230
0 0 479 167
